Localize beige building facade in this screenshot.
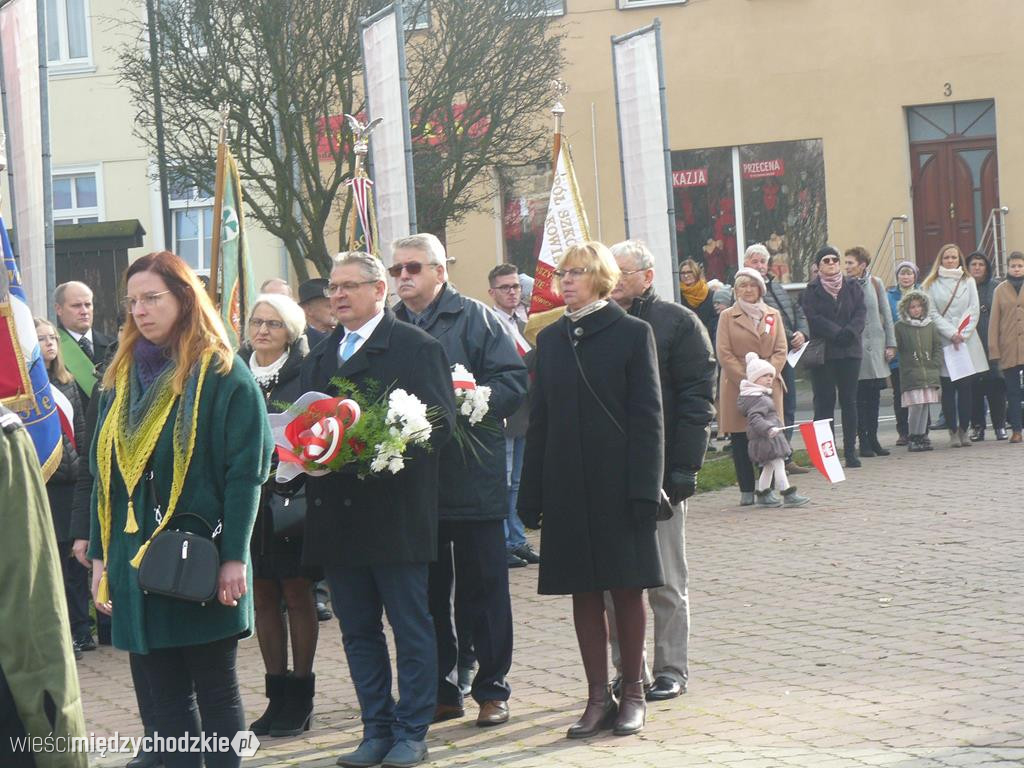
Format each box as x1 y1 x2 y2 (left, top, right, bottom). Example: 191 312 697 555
447 0 1023 302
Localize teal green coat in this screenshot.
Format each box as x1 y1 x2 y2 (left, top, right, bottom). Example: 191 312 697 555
88 356 273 654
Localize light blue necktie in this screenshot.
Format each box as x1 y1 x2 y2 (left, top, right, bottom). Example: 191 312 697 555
340 332 360 362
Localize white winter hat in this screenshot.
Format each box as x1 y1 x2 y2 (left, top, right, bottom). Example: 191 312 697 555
733 267 766 297
745 352 776 383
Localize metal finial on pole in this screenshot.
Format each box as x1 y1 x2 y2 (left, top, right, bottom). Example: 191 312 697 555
550 79 568 171
345 114 383 178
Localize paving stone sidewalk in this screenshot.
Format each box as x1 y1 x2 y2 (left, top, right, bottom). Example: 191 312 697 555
80 439 1024 767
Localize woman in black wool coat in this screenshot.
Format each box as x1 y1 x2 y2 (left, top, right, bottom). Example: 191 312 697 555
518 241 665 740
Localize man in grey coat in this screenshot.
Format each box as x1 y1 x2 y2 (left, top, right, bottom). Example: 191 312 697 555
743 244 809 474
392 234 528 729
606 240 716 702
844 246 897 457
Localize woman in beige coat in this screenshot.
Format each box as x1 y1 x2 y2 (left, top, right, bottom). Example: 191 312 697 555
716 268 788 505
987 250 1024 442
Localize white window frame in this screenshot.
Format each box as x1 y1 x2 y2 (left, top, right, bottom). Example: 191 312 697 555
617 0 687 9
46 0 95 76
505 0 565 17
168 184 215 271
52 164 103 224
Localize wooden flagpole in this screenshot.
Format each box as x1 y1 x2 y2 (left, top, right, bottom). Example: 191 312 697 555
207 102 229 303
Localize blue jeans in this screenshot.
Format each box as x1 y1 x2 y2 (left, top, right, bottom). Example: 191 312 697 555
504 436 527 550
325 563 436 743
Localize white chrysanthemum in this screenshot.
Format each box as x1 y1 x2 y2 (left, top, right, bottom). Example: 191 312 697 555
387 456 405 473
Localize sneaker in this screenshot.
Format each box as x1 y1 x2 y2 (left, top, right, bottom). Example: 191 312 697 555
970 427 985 442
781 488 810 507
506 552 527 568
739 491 755 506
511 544 540 564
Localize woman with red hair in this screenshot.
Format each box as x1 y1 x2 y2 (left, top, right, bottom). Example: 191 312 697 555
89 251 273 768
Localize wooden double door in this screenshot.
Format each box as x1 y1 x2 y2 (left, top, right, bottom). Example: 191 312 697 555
911 137 999 270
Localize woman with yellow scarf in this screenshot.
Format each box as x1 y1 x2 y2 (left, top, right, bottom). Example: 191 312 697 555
679 259 717 338
88 251 272 768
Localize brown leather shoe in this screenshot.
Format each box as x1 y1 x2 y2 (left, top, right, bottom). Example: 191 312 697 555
1011 431 1023 444
432 703 465 723
476 700 509 727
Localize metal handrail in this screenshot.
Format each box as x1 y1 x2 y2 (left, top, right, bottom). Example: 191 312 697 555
977 206 1010 278
873 215 909 287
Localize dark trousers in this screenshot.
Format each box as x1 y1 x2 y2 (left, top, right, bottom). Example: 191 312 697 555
856 379 884 441
130 652 159 734
132 636 243 768
891 367 909 437
781 362 797 449
1003 366 1024 430
0 664 33 768
811 358 860 451
940 375 974 432
58 542 91 639
729 432 756 493
325 562 436 743
429 519 513 706
971 374 1007 430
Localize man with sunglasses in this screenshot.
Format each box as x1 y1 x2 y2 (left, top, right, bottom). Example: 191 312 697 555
392 234 528 730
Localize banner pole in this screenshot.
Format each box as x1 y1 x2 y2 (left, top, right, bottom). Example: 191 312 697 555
207 103 228 303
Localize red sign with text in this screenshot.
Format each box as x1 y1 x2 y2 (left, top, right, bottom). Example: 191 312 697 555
741 158 785 179
672 167 708 188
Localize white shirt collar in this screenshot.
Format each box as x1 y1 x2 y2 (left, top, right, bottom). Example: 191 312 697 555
66 328 93 343
338 309 385 361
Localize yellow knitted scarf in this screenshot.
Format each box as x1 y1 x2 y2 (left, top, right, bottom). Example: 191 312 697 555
94 351 213 603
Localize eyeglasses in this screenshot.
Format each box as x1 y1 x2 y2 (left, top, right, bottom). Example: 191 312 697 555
679 270 695 277
248 318 286 330
490 284 521 293
387 261 435 278
619 269 645 277
325 280 378 295
819 256 840 265
122 290 170 311
553 267 589 280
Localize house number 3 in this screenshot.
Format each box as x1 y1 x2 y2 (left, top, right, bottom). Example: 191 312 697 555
944 83 953 97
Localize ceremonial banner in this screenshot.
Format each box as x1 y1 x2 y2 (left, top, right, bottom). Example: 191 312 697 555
528 143 590 314
361 3 416 265
0 0 47 316
612 21 678 302
345 171 379 256
799 419 846 484
209 146 253 347
1 219 64 478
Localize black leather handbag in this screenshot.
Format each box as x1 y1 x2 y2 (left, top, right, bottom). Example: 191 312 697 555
800 337 826 369
137 471 220 604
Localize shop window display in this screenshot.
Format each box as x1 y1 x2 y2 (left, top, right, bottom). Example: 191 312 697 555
498 163 550 275
671 138 827 286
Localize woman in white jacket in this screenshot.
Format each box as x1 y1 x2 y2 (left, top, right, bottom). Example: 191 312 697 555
922 244 988 447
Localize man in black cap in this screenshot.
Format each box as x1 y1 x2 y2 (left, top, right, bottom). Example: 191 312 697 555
298 277 335 349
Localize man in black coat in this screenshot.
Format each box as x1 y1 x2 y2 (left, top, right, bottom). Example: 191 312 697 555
608 240 717 702
391 234 528 729
301 252 456 768
53 281 114 408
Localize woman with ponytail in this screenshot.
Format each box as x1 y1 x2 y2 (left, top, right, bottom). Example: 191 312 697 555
88 251 273 768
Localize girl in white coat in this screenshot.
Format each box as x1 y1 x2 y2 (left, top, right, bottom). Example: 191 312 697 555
921 243 988 447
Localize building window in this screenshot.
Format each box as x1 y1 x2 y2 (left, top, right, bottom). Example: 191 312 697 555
505 0 566 16
52 168 101 224
45 0 91 67
169 182 214 270
617 0 687 9
671 138 828 285
370 0 430 30
497 163 550 276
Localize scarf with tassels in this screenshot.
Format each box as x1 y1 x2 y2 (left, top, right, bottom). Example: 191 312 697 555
94 350 213 603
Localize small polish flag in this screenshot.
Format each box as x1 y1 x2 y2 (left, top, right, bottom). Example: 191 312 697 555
798 419 845 484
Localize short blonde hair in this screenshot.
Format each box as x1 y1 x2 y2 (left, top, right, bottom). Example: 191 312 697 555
557 241 621 298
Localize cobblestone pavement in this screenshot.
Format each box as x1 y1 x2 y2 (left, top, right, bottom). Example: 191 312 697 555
81 438 1024 767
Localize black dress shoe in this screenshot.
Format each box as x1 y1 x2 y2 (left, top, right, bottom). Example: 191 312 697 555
316 601 333 622
645 675 684 702
995 427 1008 440
75 634 97 652
511 545 540 564
72 640 83 661
506 552 527 568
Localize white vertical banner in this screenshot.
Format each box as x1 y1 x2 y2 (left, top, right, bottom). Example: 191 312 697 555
612 21 678 302
0 0 47 317
360 3 416 266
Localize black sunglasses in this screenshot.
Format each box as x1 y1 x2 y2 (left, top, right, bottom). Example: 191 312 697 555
387 261 433 278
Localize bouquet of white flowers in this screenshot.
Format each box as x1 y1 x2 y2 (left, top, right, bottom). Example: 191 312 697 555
450 364 497 463
270 378 439 482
